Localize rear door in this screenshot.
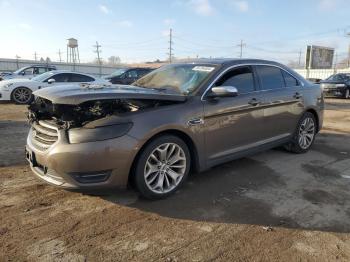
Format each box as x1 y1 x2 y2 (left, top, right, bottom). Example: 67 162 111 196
203 66 265 164
254 65 304 140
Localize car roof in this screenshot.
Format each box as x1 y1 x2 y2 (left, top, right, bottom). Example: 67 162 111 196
177 58 284 66
25 65 56 68
46 70 96 77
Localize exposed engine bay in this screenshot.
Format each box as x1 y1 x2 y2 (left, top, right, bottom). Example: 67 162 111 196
28 96 178 129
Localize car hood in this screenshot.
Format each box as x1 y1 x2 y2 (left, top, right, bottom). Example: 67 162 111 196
33 84 187 105
0 78 34 86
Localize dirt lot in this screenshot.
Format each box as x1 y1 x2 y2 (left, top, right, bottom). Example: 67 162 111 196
1 99 350 261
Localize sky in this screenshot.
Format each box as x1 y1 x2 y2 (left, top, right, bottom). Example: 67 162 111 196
0 0 349 64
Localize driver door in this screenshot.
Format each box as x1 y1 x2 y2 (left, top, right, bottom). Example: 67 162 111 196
202 66 265 165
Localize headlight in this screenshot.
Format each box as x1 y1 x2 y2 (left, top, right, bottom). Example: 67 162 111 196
336 84 346 87
0 83 13 90
68 123 133 144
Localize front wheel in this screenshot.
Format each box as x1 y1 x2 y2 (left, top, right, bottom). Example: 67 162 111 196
345 89 350 99
11 87 33 104
133 135 191 199
285 112 317 154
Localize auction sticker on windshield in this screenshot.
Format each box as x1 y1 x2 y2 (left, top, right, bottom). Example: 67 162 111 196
192 66 215 72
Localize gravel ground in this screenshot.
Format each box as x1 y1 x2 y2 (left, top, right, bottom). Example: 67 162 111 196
1 99 350 261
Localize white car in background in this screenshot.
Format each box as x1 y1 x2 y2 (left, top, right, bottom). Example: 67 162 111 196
0 71 108 104
0 65 57 81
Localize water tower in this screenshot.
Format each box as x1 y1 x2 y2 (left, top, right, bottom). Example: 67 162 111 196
66 38 80 64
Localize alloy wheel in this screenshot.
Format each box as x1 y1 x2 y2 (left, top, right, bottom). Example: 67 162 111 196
144 143 186 194
13 87 31 104
298 117 315 150
346 89 350 99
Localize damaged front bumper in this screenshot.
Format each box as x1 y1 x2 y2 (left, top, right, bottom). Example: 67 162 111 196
25 125 139 189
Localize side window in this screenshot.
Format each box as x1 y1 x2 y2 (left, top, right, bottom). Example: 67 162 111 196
215 66 255 94
50 73 70 82
23 68 33 75
334 74 344 81
37 68 47 74
282 70 299 87
70 74 94 82
256 65 285 90
126 70 138 78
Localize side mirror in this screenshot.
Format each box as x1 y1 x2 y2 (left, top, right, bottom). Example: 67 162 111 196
207 86 238 98
21 71 25 76
47 78 56 84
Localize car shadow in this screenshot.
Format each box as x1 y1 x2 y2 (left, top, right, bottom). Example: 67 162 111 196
98 131 350 234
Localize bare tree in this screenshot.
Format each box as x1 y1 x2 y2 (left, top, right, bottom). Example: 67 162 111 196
107 56 121 65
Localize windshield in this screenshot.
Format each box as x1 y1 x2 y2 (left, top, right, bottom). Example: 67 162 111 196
31 71 55 82
133 64 217 95
110 68 128 77
13 67 28 74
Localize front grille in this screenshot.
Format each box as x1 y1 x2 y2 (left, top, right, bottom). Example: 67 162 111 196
31 120 59 151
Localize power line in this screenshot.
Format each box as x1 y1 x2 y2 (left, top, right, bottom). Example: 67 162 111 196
33 52 38 62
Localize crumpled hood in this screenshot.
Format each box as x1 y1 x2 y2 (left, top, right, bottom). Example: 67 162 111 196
33 84 187 104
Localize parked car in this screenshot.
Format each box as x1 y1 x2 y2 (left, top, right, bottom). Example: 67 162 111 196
0 65 57 81
307 78 322 84
320 73 350 99
0 70 108 104
104 67 154 85
25 59 324 199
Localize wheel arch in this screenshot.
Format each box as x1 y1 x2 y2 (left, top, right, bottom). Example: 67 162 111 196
304 108 320 132
128 129 200 185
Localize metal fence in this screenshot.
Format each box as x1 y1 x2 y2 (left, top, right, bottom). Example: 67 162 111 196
294 68 350 80
1 57 350 80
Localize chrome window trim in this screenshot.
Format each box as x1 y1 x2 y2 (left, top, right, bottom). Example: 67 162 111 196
201 63 305 101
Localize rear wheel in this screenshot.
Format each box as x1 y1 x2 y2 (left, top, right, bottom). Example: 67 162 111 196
11 87 33 104
133 135 190 199
285 112 316 154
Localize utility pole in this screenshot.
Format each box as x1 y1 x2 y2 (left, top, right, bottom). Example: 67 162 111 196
57 49 62 63
237 40 246 58
15 55 20 69
346 32 350 68
93 41 102 77
167 28 174 63
334 52 338 73
33 52 38 62
298 49 302 67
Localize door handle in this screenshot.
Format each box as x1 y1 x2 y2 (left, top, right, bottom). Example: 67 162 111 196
294 92 303 99
248 98 260 106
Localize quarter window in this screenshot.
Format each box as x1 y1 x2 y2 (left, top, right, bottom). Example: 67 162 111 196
215 66 255 94
256 65 285 90
282 70 299 87
70 74 94 82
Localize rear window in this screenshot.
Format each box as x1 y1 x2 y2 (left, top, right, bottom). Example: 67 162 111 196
70 74 94 82
282 70 299 87
256 65 285 90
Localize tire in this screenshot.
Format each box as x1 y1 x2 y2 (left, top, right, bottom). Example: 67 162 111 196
345 89 350 99
285 112 317 154
133 135 191 199
11 87 33 104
